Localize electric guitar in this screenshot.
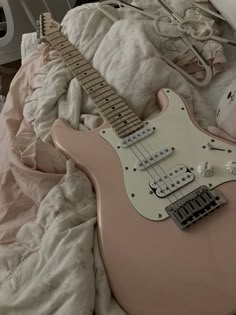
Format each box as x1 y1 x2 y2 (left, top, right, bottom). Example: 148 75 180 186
39 13 236 315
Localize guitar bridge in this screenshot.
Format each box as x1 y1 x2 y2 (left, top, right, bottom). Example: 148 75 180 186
166 186 227 230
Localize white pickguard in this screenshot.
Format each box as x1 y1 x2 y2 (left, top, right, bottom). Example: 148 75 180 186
100 89 236 221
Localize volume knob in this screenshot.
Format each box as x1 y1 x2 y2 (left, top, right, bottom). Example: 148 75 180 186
197 162 214 177
225 160 236 175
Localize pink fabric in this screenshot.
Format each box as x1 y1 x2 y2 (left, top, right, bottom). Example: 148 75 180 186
0 45 67 244
175 48 227 81
208 126 236 144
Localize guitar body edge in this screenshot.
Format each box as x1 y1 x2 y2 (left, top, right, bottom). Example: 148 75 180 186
51 94 236 315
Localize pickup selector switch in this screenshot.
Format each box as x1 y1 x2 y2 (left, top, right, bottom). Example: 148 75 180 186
197 162 214 177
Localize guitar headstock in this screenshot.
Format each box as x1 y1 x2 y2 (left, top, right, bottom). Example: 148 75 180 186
36 12 61 43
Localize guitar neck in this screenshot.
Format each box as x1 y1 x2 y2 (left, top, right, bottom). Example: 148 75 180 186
47 31 144 138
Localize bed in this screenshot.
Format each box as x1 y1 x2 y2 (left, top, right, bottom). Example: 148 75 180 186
0 1 236 314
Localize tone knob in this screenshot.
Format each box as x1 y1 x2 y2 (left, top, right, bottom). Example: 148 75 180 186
197 162 214 177
225 160 236 175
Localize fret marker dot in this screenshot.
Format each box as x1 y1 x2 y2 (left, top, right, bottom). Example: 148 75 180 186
106 99 109 101
84 72 87 75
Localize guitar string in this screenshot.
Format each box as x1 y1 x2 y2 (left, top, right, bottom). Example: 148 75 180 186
137 116 197 198
57 40 183 203
115 112 184 201
50 32 186 203
47 33 176 202
45 29 179 198
66 48 207 209
54 31 201 204
136 117 202 197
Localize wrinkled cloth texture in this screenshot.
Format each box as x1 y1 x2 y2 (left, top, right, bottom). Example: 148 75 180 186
0 45 67 244
0 1 234 315
100 0 227 79
0 95 5 112
23 2 216 144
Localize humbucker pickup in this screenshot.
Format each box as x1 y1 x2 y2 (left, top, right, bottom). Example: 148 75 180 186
166 186 227 230
150 165 194 197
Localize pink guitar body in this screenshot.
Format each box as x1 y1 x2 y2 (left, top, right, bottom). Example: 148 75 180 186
51 89 236 315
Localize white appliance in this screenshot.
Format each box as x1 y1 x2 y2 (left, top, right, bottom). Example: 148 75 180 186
0 0 75 65
211 0 236 30
0 0 34 64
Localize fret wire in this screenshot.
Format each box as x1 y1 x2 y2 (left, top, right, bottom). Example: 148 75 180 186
112 113 137 127
78 67 97 77
86 81 108 93
46 29 143 135
96 94 120 107
94 90 116 103
54 41 71 50
99 98 123 112
59 45 75 55
51 37 68 46
116 120 142 133
70 59 88 71
97 95 121 108
76 68 97 80
103 102 126 115
73 64 93 76
89 86 112 98
107 108 131 121
117 128 137 137
50 37 64 45
97 102 123 114
47 31 62 41
118 128 134 137
63 51 82 62
80 73 100 85
117 129 136 137
66 54 85 66
84 78 105 89
73 62 92 71
111 112 135 127
118 126 142 138
68 59 86 69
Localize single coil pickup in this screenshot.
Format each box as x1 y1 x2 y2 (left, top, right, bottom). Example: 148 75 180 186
166 186 227 230
136 147 173 171
119 126 154 148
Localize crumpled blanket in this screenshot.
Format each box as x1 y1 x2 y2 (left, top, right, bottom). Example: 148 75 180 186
0 95 5 112
23 2 216 144
0 1 227 314
0 46 67 244
99 0 227 79
0 46 124 315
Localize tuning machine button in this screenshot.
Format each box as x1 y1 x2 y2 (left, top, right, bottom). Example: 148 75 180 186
225 160 236 175
197 162 214 177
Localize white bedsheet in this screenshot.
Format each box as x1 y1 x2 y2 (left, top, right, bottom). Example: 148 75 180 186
23 2 220 144
2 2 236 315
